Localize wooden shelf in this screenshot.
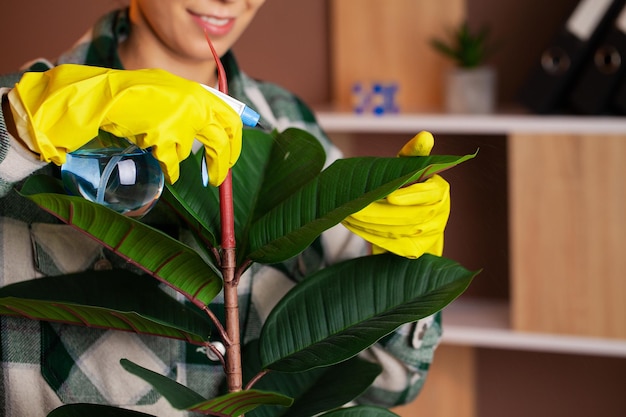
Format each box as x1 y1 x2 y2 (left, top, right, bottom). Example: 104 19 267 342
441 298 626 358
315 111 626 135
317 109 626 358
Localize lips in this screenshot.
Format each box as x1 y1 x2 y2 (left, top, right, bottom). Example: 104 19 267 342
189 11 236 37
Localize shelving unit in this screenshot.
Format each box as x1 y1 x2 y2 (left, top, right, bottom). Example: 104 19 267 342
318 111 626 355
317 110 626 417
261 0 626 410
316 111 626 135
442 298 626 358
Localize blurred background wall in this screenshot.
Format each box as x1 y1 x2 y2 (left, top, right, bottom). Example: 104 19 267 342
0 0 581 107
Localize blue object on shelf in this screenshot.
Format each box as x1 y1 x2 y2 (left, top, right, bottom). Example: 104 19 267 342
352 81 400 115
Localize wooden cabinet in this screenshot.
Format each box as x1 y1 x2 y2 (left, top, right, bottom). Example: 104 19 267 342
509 132 626 339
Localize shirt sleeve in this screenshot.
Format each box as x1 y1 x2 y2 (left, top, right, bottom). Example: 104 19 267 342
356 312 442 407
0 89 48 198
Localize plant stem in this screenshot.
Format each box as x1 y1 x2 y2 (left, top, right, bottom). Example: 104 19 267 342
245 370 269 390
205 28 243 393
220 172 242 392
223 252 242 392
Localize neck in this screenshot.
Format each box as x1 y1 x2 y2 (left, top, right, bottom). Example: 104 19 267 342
121 47 218 86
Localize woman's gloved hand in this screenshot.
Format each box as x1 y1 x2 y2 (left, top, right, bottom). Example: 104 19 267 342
342 131 450 258
6 64 242 185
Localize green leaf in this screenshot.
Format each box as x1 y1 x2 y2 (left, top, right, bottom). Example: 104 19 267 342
0 296 208 345
430 21 494 68
48 403 156 417
229 128 326 264
321 406 400 417
163 128 326 268
278 358 380 417
249 128 326 218
188 390 293 416
0 271 211 344
177 128 280 260
163 151 221 250
121 358 292 416
20 176 223 307
248 153 476 264
120 358 207 409
120 359 293 417
260 253 478 372
243 341 381 417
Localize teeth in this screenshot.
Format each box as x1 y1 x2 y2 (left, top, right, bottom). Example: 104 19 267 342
201 16 229 26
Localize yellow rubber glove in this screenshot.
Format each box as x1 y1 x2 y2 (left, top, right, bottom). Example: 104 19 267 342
7 64 242 185
342 131 450 258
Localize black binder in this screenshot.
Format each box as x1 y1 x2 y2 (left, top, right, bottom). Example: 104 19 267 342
518 0 626 114
611 68 626 113
569 3 626 114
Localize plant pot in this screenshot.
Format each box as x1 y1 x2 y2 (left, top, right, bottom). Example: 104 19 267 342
444 66 496 114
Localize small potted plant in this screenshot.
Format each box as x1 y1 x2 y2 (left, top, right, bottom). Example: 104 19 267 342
431 21 497 114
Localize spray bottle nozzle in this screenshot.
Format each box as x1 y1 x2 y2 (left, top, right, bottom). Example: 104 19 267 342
200 84 260 127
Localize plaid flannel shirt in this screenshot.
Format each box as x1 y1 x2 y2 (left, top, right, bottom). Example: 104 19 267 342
0 9 441 417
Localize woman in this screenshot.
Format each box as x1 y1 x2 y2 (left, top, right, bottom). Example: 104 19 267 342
0 1 448 415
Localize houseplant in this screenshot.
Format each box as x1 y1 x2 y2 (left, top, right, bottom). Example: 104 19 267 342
0 124 477 417
431 21 497 114
0 34 478 416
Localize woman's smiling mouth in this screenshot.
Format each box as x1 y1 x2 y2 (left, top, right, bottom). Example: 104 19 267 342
189 11 236 36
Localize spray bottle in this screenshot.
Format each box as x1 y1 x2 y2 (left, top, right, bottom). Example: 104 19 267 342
61 89 261 218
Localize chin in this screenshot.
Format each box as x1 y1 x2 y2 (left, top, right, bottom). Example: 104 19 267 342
190 37 229 60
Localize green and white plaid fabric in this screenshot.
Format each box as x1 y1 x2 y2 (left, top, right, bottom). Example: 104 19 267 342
0 9 441 417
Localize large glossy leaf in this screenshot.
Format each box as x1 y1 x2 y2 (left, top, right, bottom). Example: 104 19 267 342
245 129 326 218
251 360 381 417
0 297 208 345
243 341 381 417
0 271 211 343
321 406 399 417
260 253 477 372
163 129 273 256
188 390 293 416
122 359 293 417
48 404 156 417
164 128 326 266
162 151 221 251
20 176 223 307
277 358 380 417
230 129 326 265
160 128 474 268
247 153 476 264
120 358 207 409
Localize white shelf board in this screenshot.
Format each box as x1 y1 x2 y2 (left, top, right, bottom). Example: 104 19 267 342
441 298 626 358
315 111 626 135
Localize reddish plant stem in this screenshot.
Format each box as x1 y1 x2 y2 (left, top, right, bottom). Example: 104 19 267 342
234 259 252 286
202 305 231 345
221 243 241 392
204 28 228 93
206 342 226 369
244 369 269 391
205 29 243 394
220 173 242 392
219 171 236 249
